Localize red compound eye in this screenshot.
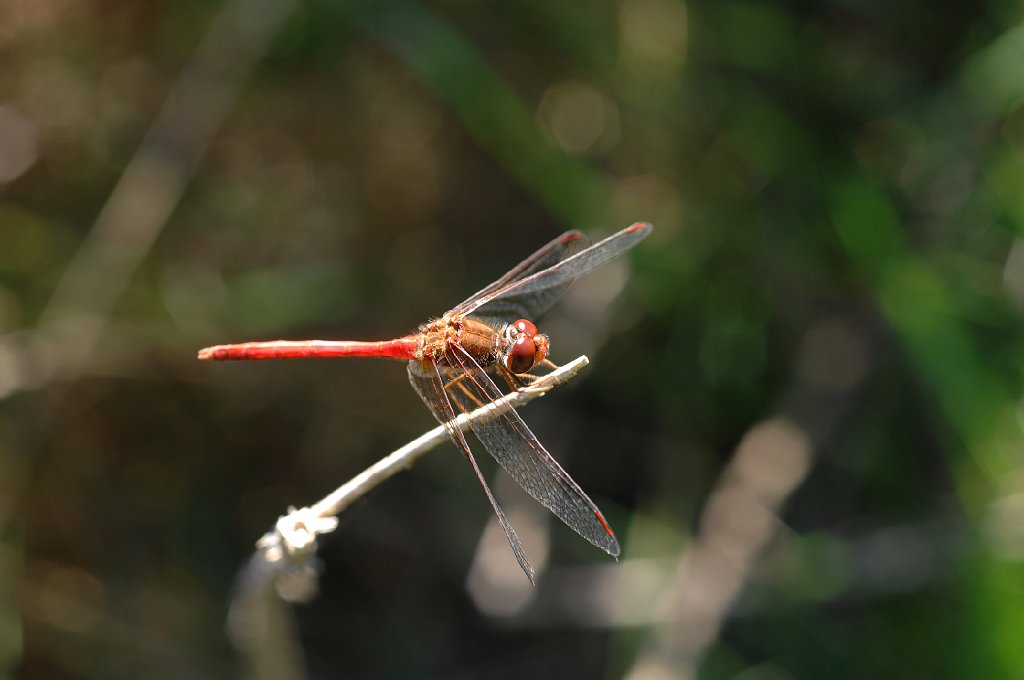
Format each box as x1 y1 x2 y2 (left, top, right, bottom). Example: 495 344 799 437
506 319 542 374
515 319 538 337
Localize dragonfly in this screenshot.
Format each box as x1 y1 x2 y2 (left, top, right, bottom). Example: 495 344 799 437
199 221 652 582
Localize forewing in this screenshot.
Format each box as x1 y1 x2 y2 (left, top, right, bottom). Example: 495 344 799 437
443 346 620 556
407 361 535 582
449 230 588 320
459 222 652 321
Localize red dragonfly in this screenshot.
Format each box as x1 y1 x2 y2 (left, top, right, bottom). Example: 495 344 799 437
199 222 651 582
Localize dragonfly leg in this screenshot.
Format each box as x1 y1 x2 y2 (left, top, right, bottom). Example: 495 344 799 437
446 374 490 410
499 365 563 394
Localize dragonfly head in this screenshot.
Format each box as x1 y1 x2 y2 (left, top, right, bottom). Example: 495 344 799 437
503 319 549 374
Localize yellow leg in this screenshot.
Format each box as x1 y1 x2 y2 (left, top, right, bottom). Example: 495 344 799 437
445 373 489 410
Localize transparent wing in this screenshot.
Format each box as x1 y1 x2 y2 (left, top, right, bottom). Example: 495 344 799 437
456 222 652 321
449 230 588 321
407 360 535 583
440 346 620 556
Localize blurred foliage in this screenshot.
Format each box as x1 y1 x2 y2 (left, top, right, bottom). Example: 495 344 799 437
3 0 1024 678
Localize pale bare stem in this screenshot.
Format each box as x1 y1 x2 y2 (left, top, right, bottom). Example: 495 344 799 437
248 355 587 569
227 356 589 643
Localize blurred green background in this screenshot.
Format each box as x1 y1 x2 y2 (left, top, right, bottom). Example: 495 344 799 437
3 0 1024 677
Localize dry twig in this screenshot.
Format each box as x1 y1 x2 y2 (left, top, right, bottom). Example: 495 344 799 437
227 356 590 676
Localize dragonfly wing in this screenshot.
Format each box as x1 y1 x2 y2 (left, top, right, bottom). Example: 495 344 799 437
407 361 535 582
443 346 620 556
459 222 652 320
449 230 588 319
